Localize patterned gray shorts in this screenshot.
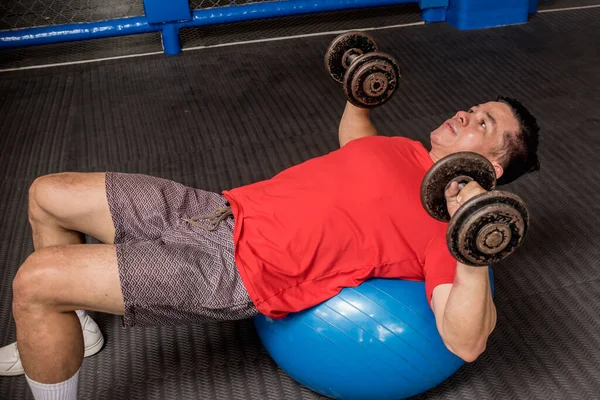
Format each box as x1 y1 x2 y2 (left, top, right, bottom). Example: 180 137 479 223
105 172 259 327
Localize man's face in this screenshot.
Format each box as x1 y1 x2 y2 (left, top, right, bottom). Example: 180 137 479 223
430 101 519 166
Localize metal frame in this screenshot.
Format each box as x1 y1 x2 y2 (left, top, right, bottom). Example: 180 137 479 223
0 0 448 54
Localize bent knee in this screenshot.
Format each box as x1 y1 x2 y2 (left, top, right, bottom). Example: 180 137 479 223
13 249 62 307
28 172 102 223
29 173 69 219
29 173 79 207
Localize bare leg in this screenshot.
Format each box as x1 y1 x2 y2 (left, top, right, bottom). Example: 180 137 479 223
30 173 116 344
13 244 124 383
1 173 117 380
28 172 116 249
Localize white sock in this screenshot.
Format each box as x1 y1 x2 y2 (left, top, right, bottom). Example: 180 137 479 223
25 369 80 400
75 310 86 325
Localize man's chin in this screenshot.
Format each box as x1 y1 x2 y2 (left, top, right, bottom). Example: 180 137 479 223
430 129 442 145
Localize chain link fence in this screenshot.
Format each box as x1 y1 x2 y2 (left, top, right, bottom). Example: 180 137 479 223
0 0 145 30
0 0 276 31
190 0 274 9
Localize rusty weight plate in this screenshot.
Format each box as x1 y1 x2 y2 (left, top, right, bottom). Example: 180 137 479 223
447 191 530 266
421 152 497 221
343 52 401 108
325 31 378 83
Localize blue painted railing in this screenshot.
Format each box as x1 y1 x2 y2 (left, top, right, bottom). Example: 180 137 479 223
0 0 444 54
0 0 537 54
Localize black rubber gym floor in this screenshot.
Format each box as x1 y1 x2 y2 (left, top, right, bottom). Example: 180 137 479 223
1 4 600 400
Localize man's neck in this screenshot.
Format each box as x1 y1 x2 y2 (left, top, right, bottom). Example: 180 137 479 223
429 150 443 164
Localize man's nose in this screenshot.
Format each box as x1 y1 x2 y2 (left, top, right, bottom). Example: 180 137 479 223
455 111 469 126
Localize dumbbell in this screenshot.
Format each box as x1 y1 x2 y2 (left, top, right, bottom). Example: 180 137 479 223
325 31 401 108
420 152 530 267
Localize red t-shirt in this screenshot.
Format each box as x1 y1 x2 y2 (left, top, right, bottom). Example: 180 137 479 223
222 136 457 319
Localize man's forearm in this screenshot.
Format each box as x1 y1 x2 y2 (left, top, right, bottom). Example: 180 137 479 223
441 263 497 361
338 102 378 147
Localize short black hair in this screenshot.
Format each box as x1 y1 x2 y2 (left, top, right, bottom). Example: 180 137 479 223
495 96 540 185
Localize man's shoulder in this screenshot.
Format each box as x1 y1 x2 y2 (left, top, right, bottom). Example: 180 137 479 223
367 136 431 167
347 135 423 149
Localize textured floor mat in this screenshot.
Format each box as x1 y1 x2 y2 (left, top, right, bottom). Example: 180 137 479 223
1 6 600 400
0 33 163 71
538 0 600 10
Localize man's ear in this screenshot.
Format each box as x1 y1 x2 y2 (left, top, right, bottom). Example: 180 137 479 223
492 162 504 181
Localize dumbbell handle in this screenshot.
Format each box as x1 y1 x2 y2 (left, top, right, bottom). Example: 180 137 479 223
342 49 364 69
444 175 475 193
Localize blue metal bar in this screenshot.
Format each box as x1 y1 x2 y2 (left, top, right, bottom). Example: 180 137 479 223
161 24 181 55
0 0 418 50
180 0 417 28
0 17 156 49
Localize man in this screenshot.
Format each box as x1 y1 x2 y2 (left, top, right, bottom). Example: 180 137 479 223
0 96 539 400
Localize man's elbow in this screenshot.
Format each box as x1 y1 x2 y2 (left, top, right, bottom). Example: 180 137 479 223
444 340 487 363
456 344 487 363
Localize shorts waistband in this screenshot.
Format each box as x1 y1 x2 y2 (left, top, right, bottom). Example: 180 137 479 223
182 206 232 231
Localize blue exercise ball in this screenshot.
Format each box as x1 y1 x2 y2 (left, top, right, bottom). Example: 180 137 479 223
254 271 494 400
